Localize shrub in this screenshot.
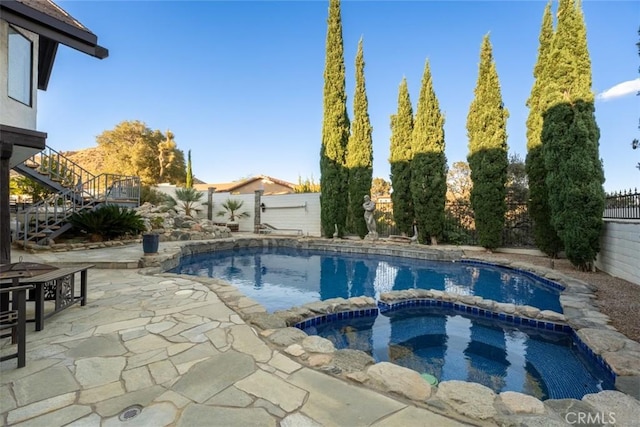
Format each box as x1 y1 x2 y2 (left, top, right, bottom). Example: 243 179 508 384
68 204 145 241
140 185 167 205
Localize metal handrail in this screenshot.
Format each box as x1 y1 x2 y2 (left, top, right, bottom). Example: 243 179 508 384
15 146 141 244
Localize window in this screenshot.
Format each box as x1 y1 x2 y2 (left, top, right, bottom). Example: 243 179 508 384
8 26 33 106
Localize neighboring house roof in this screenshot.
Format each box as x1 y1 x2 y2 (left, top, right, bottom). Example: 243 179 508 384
193 175 296 195
1 0 108 90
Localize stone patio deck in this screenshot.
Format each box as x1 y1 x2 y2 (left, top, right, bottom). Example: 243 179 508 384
1 237 638 426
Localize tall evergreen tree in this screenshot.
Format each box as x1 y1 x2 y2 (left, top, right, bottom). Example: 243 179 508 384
466 34 509 250
542 0 605 270
410 60 447 245
320 0 350 238
346 38 373 238
525 2 564 257
389 78 414 236
185 149 193 188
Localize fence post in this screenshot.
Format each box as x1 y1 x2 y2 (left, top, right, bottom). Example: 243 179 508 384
254 190 264 233
207 187 216 220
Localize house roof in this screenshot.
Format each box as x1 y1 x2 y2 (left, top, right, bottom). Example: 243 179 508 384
1 0 108 90
194 175 296 194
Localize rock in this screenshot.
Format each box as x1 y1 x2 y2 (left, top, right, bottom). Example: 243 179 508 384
582 390 640 427
577 329 629 355
544 398 600 426
265 328 308 347
301 336 335 354
537 310 564 322
498 391 545 414
247 313 287 330
330 349 374 373
365 362 432 402
435 380 497 420
602 351 640 376
614 376 640 400
307 354 333 367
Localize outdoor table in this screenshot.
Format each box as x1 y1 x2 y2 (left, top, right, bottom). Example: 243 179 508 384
0 264 94 331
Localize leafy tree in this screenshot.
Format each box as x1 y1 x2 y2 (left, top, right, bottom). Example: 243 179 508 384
96 120 186 185
346 38 373 238
389 78 414 236
158 130 177 183
525 1 564 257
10 176 51 203
186 149 193 189
411 60 447 245
293 175 321 193
164 187 204 217
446 161 472 202
370 177 391 199
542 0 604 270
320 0 350 238
466 34 509 250
506 153 529 204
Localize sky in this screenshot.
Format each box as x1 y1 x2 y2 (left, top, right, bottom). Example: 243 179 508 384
39 0 640 193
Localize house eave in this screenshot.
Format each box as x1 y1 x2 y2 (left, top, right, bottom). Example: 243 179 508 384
1 0 108 90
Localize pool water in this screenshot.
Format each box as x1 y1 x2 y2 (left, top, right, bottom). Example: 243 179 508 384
307 307 615 400
170 246 562 313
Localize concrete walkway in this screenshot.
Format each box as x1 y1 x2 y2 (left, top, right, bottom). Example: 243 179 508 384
1 243 467 426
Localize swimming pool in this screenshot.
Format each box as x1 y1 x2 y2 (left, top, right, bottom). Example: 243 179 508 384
170 246 563 313
305 307 614 400
169 244 614 400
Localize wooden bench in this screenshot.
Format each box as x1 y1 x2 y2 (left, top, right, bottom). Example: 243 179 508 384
1 265 93 332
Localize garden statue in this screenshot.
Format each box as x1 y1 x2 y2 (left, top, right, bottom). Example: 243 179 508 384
363 195 378 240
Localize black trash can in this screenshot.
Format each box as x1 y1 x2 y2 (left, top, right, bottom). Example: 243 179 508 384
142 234 160 254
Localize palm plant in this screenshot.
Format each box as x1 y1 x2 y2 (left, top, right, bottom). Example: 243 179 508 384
217 199 250 223
164 187 204 217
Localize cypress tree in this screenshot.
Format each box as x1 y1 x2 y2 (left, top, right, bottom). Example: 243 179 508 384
466 34 509 250
526 2 563 257
410 60 447 245
389 78 414 236
320 0 350 238
346 38 373 238
185 149 193 189
542 0 605 270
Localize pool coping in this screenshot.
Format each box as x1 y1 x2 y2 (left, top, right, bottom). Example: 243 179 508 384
144 236 639 404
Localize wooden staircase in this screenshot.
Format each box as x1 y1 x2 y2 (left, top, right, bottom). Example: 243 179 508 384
12 146 141 245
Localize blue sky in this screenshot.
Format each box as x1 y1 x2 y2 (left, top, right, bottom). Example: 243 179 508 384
41 0 639 192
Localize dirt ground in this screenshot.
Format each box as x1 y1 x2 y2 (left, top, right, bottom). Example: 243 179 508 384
469 251 640 343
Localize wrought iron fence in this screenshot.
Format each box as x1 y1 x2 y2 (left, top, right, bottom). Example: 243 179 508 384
374 200 534 247
603 188 639 219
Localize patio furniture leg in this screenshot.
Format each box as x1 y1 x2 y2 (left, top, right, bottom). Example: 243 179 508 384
80 269 88 306
35 283 44 332
16 288 26 368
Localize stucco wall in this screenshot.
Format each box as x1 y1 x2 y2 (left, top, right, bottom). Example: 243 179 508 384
0 21 38 129
595 219 640 286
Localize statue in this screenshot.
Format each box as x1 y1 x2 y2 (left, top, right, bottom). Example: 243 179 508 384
362 195 378 239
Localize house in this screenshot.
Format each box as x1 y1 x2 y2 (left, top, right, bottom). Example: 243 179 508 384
0 0 108 263
193 175 296 195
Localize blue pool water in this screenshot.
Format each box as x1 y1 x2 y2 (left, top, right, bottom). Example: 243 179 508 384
307 307 615 400
170 246 563 313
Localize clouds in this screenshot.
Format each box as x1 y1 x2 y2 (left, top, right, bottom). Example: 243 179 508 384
597 78 640 101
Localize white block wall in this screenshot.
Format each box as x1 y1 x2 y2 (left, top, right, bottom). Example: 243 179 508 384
595 220 640 286
260 193 321 237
